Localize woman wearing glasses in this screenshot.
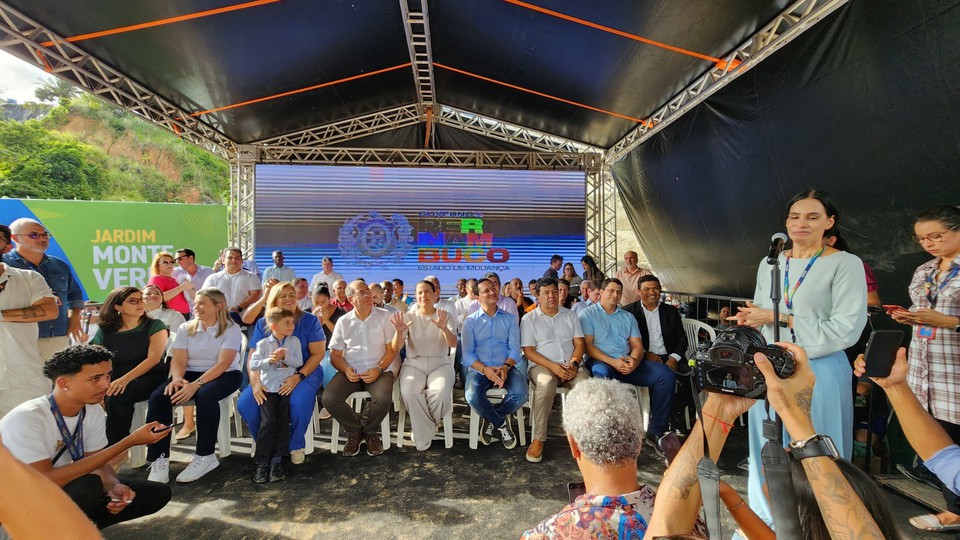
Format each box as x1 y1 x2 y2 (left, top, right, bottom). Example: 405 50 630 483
90 287 169 453
891 205 960 532
148 251 194 318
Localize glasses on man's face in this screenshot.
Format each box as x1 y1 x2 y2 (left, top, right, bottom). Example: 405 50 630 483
22 232 50 240
125 298 143 305
913 225 959 244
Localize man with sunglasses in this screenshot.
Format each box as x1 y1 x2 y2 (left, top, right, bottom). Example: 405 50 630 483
4 218 84 362
0 224 59 417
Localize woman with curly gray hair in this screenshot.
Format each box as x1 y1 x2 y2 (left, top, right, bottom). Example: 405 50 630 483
523 379 697 538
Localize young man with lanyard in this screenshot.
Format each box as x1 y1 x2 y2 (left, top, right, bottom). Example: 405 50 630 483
0 345 172 530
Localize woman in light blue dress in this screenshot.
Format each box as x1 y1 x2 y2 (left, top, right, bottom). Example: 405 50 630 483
731 190 867 526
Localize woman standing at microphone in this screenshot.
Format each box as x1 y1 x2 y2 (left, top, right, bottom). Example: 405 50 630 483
730 189 867 527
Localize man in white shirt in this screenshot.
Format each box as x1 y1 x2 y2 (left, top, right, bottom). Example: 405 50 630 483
201 247 262 326
622 275 687 372
521 277 588 463
455 278 478 329
309 257 344 295
616 251 651 306
321 280 397 457
572 279 600 315
387 279 408 311
0 224 58 418
173 248 214 311
294 277 313 311
261 250 296 285
371 283 399 313
0 344 171 529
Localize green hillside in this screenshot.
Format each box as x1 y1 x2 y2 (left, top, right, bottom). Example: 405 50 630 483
0 93 228 204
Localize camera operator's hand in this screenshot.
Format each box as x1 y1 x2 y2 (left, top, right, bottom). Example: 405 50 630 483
853 347 908 389
755 341 816 440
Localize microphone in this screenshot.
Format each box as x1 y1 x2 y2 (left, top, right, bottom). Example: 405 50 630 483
767 233 788 264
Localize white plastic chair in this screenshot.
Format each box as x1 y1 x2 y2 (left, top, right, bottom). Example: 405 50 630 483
682 319 716 359
468 388 527 449
328 391 392 453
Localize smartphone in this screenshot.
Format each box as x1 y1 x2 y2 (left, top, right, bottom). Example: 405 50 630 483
151 422 183 433
862 330 904 377
882 304 907 315
659 432 682 465
566 481 586 503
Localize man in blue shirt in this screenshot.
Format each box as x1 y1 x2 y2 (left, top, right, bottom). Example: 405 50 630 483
4 218 84 361
462 278 526 449
578 278 676 455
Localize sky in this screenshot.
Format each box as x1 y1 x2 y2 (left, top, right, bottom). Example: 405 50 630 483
0 49 55 103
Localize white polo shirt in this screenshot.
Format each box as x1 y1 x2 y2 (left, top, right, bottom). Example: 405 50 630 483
172 320 243 372
201 269 261 309
520 306 584 363
0 266 54 391
329 307 395 373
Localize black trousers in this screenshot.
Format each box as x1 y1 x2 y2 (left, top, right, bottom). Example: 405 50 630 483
104 373 167 446
254 392 290 463
937 418 960 513
63 474 171 529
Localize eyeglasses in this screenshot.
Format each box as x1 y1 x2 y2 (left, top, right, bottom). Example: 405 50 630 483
174 256 187 261
21 232 50 240
124 298 143 305
913 225 959 244
160 260 175 265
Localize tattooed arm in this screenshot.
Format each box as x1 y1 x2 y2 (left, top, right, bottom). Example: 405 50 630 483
646 393 753 536
1 296 58 323
757 342 884 540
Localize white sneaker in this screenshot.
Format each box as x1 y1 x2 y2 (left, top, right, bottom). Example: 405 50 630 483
176 453 219 483
148 454 169 483
290 449 305 465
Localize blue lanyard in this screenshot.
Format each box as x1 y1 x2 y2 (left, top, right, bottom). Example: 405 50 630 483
783 247 825 310
925 263 960 309
47 394 84 462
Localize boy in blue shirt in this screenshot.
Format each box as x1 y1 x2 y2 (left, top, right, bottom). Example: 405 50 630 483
249 307 303 483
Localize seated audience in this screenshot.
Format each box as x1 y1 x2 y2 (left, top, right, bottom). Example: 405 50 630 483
312 285 346 343
141 284 186 350
248 307 303 483
392 281 458 451
147 251 193 318
201 247 261 327
462 278 526 449
321 280 397 456
558 278 573 309
578 278 676 455
331 279 353 311
571 279 600 315
463 272 519 320
308 256 344 295
562 262 582 300
145 288 242 483
520 277 588 463
0 345 171 530
622 275 688 373
172 247 213 311
294 277 313 312
370 282 399 313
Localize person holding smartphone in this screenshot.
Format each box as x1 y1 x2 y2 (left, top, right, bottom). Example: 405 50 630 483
890 205 960 532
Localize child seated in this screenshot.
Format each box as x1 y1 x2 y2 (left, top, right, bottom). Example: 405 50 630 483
249 307 303 483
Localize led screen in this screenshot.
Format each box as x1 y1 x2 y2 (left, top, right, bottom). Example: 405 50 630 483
254 164 585 294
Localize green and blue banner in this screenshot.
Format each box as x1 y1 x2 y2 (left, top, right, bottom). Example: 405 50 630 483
1 199 227 302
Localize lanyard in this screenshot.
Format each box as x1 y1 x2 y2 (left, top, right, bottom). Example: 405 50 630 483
925 263 960 309
47 394 85 462
783 246 824 310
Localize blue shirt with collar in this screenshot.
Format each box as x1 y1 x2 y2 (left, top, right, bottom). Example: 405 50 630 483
923 444 960 496
462 307 521 372
577 302 640 359
2 250 84 338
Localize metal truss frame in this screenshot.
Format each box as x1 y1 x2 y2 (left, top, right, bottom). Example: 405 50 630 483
399 0 436 112
253 104 423 147
585 160 618 274
258 146 600 170
230 145 257 257
606 0 850 164
436 105 599 154
0 1 235 160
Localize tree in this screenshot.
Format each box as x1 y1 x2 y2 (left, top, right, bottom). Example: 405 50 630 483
34 78 80 107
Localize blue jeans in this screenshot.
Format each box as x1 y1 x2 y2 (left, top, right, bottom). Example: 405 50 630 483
146 370 242 461
586 358 676 439
464 366 527 428
237 367 323 452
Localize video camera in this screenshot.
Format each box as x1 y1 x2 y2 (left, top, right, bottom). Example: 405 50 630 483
693 326 795 399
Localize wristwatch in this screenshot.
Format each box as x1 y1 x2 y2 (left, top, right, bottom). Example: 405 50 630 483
789 433 840 460
378 366 386 374
195 378 206 387
778 315 790 328
295 370 305 381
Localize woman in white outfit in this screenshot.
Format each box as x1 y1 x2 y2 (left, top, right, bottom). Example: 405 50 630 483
391 281 458 450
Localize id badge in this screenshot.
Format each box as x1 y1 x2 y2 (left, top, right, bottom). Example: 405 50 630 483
917 325 937 340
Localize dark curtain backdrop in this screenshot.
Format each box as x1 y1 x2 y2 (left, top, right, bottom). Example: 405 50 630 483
611 0 960 304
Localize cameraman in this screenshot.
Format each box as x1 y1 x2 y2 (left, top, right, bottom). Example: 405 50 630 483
647 341 896 539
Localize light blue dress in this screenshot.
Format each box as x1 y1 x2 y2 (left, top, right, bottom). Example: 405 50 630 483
745 251 867 525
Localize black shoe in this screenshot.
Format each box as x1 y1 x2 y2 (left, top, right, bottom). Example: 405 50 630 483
269 462 285 482
498 417 517 450
478 418 493 446
898 463 940 490
253 463 269 484
645 433 665 458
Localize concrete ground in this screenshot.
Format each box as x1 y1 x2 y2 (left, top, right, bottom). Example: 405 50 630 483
103 393 951 539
